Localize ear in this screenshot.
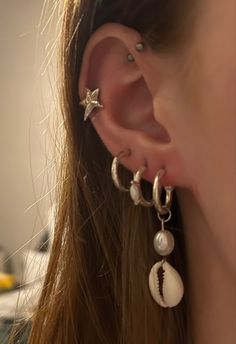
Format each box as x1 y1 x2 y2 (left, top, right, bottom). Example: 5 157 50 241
78 23 189 187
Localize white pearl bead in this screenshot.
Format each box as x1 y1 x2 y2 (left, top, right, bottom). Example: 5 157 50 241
130 182 140 205
153 230 175 256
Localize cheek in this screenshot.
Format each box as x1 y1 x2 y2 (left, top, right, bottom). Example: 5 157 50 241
180 0 236 173
189 6 236 187
197 49 236 175
176 0 236 267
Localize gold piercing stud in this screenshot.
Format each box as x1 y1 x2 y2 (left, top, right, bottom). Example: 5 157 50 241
79 88 103 121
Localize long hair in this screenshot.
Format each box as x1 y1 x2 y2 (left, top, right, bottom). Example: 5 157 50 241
27 0 197 343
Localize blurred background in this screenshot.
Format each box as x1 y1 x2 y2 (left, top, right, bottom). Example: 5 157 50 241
0 1 60 340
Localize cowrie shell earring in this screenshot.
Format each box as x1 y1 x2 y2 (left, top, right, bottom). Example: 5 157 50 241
148 169 184 308
128 166 184 307
149 260 184 308
79 88 103 121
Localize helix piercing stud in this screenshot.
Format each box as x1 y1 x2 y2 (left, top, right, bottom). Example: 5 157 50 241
127 42 145 62
135 42 145 52
127 53 135 62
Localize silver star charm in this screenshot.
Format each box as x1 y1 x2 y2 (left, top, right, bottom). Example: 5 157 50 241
79 88 103 121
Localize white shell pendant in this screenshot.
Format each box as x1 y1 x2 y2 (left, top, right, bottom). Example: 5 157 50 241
149 260 184 308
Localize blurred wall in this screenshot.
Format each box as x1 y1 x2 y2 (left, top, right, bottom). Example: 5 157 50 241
0 0 58 277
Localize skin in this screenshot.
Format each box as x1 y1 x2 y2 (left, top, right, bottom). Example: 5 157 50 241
78 0 236 342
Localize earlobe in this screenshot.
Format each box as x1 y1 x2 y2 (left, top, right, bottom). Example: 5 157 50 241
78 23 188 187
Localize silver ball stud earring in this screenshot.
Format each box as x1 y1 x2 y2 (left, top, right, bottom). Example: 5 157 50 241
127 53 135 62
135 42 145 52
127 41 145 62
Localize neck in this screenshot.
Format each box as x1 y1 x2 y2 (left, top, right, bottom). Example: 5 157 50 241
176 188 236 344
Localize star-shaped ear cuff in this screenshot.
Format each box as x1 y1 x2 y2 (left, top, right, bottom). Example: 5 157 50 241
79 88 103 121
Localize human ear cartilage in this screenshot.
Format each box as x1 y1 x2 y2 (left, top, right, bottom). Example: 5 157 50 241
79 42 145 120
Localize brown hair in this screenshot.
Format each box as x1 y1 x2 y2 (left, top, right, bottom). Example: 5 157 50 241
27 0 198 343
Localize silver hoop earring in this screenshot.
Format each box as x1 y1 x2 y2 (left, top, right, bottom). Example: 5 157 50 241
148 169 184 308
152 169 174 215
111 149 131 192
130 165 153 207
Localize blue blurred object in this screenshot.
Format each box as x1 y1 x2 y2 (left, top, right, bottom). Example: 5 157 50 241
0 318 30 343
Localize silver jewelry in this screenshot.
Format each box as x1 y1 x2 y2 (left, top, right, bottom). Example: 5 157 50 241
110 152 184 308
127 53 135 62
130 165 153 207
135 42 145 52
79 88 103 121
111 149 131 192
152 169 174 215
148 169 184 308
127 42 145 62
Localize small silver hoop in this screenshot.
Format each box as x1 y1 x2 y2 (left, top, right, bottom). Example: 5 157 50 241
130 165 153 207
153 169 174 215
157 208 172 223
111 149 131 192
